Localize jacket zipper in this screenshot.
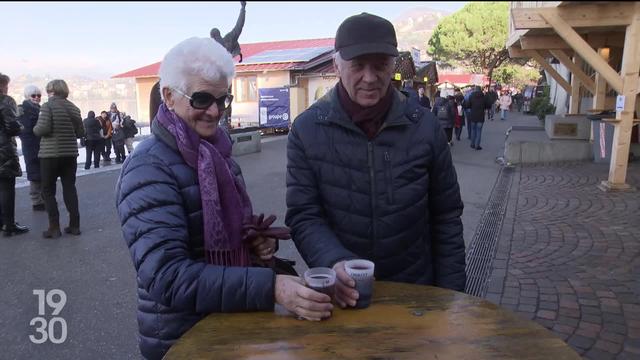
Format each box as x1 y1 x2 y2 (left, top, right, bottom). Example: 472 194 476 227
384 151 393 204
368 142 376 255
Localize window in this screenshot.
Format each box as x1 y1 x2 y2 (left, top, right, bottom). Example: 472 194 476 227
234 76 257 102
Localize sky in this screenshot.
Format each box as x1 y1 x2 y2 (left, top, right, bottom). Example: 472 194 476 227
1 1 467 79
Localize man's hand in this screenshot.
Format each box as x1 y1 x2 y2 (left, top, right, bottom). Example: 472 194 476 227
275 275 333 321
250 235 276 261
332 261 359 308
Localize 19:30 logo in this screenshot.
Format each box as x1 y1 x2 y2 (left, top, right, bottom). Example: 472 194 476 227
29 289 67 344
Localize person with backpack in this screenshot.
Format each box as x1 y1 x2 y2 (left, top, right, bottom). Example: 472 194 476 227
111 122 126 164
121 113 138 155
432 91 454 145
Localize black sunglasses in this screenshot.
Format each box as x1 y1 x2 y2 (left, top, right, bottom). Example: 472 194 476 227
172 88 233 111
31 94 42 98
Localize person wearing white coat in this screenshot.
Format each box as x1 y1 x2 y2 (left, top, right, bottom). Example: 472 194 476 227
498 92 512 121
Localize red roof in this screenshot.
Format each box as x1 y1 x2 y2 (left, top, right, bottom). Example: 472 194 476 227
437 73 489 85
113 38 335 78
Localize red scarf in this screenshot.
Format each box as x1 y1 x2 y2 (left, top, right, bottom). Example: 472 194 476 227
337 81 394 140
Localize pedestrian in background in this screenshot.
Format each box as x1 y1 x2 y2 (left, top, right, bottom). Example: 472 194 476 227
17 85 45 211
499 90 512 121
83 110 104 170
34 79 85 238
418 86 431 109
121 113 138 155
98 110 113 162
464 85 490 150
0 73 29 236
111 123 126 163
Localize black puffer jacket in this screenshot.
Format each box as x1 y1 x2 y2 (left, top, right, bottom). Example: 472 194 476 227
286 86 466 291
17 100 41 181
0 95 22 178
115 120 276 360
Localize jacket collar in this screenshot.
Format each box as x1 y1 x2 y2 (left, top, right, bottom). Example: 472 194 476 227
318 85 416 132
151 117 178 151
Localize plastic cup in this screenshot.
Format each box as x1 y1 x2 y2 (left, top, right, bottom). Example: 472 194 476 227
344 259 375 309
303 267 336 298
303 267 336 320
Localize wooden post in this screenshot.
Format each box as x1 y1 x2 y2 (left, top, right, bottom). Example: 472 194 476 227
569 56 582 114
593 48 609 111
600 4 640 191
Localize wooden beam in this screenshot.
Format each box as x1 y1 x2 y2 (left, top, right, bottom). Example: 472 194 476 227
603 3 640 190
512 4 634 30
586 32 626 49
549 50 596 93
508 46 529 58
539 10 624 93
520 35 571 50
569 56 582 114
526 50 571 93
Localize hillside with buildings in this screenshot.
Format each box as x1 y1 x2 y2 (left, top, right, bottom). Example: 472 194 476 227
8 75 139 122
393 7 451 61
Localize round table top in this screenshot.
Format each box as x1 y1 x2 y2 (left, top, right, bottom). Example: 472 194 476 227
165 281 580 359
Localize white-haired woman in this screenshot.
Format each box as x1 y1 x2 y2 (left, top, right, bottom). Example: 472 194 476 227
34 79 85 238
17 85 45 211
115 37 333 360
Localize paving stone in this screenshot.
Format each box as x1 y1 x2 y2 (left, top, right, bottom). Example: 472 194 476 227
501 297 519 305
539 294 557 302
594 339 622 354
553 324 575 335
568 334 596 349
603 323 628 335
582 306 602 315
539 301 559 310
558 316 580 327
519 297 537 305
596 291 616 298
517 304 537 312
599 331 625 344
576 328 599 338
579 298 600 306
536 310 556 320
584 348 616 360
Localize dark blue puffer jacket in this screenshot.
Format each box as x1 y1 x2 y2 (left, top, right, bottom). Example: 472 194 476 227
115 120 276 360
285 86 466 291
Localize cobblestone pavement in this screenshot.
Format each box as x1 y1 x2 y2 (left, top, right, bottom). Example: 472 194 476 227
484 162 640 360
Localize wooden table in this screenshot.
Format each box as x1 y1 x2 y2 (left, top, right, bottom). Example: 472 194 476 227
165 281 580 359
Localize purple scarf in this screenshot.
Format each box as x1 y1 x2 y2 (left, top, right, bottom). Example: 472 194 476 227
155 104 252 266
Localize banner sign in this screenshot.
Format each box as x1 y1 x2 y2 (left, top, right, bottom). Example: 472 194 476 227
259 87 290 128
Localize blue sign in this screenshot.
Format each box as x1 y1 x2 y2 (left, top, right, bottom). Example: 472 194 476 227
259 87 290 128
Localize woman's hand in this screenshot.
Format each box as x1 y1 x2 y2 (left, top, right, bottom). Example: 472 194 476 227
250 235 276 261
275 275 333 321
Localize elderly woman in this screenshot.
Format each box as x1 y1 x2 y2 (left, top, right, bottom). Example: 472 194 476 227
115 37 332 360
0 73 29 236
17 85 45 211
34 79 85 238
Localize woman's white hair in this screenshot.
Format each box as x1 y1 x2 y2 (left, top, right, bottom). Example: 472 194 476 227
158 37 235 100
23 85 42 99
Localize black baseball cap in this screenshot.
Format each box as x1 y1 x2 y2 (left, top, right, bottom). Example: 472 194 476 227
335 13 399 60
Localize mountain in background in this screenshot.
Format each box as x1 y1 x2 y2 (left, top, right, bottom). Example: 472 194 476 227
392 7 451 61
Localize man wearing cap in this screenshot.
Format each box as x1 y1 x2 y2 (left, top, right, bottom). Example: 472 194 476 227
286 13 466 308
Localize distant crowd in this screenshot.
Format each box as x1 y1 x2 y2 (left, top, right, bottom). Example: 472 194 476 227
405 82 525 150
0 73 137 238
